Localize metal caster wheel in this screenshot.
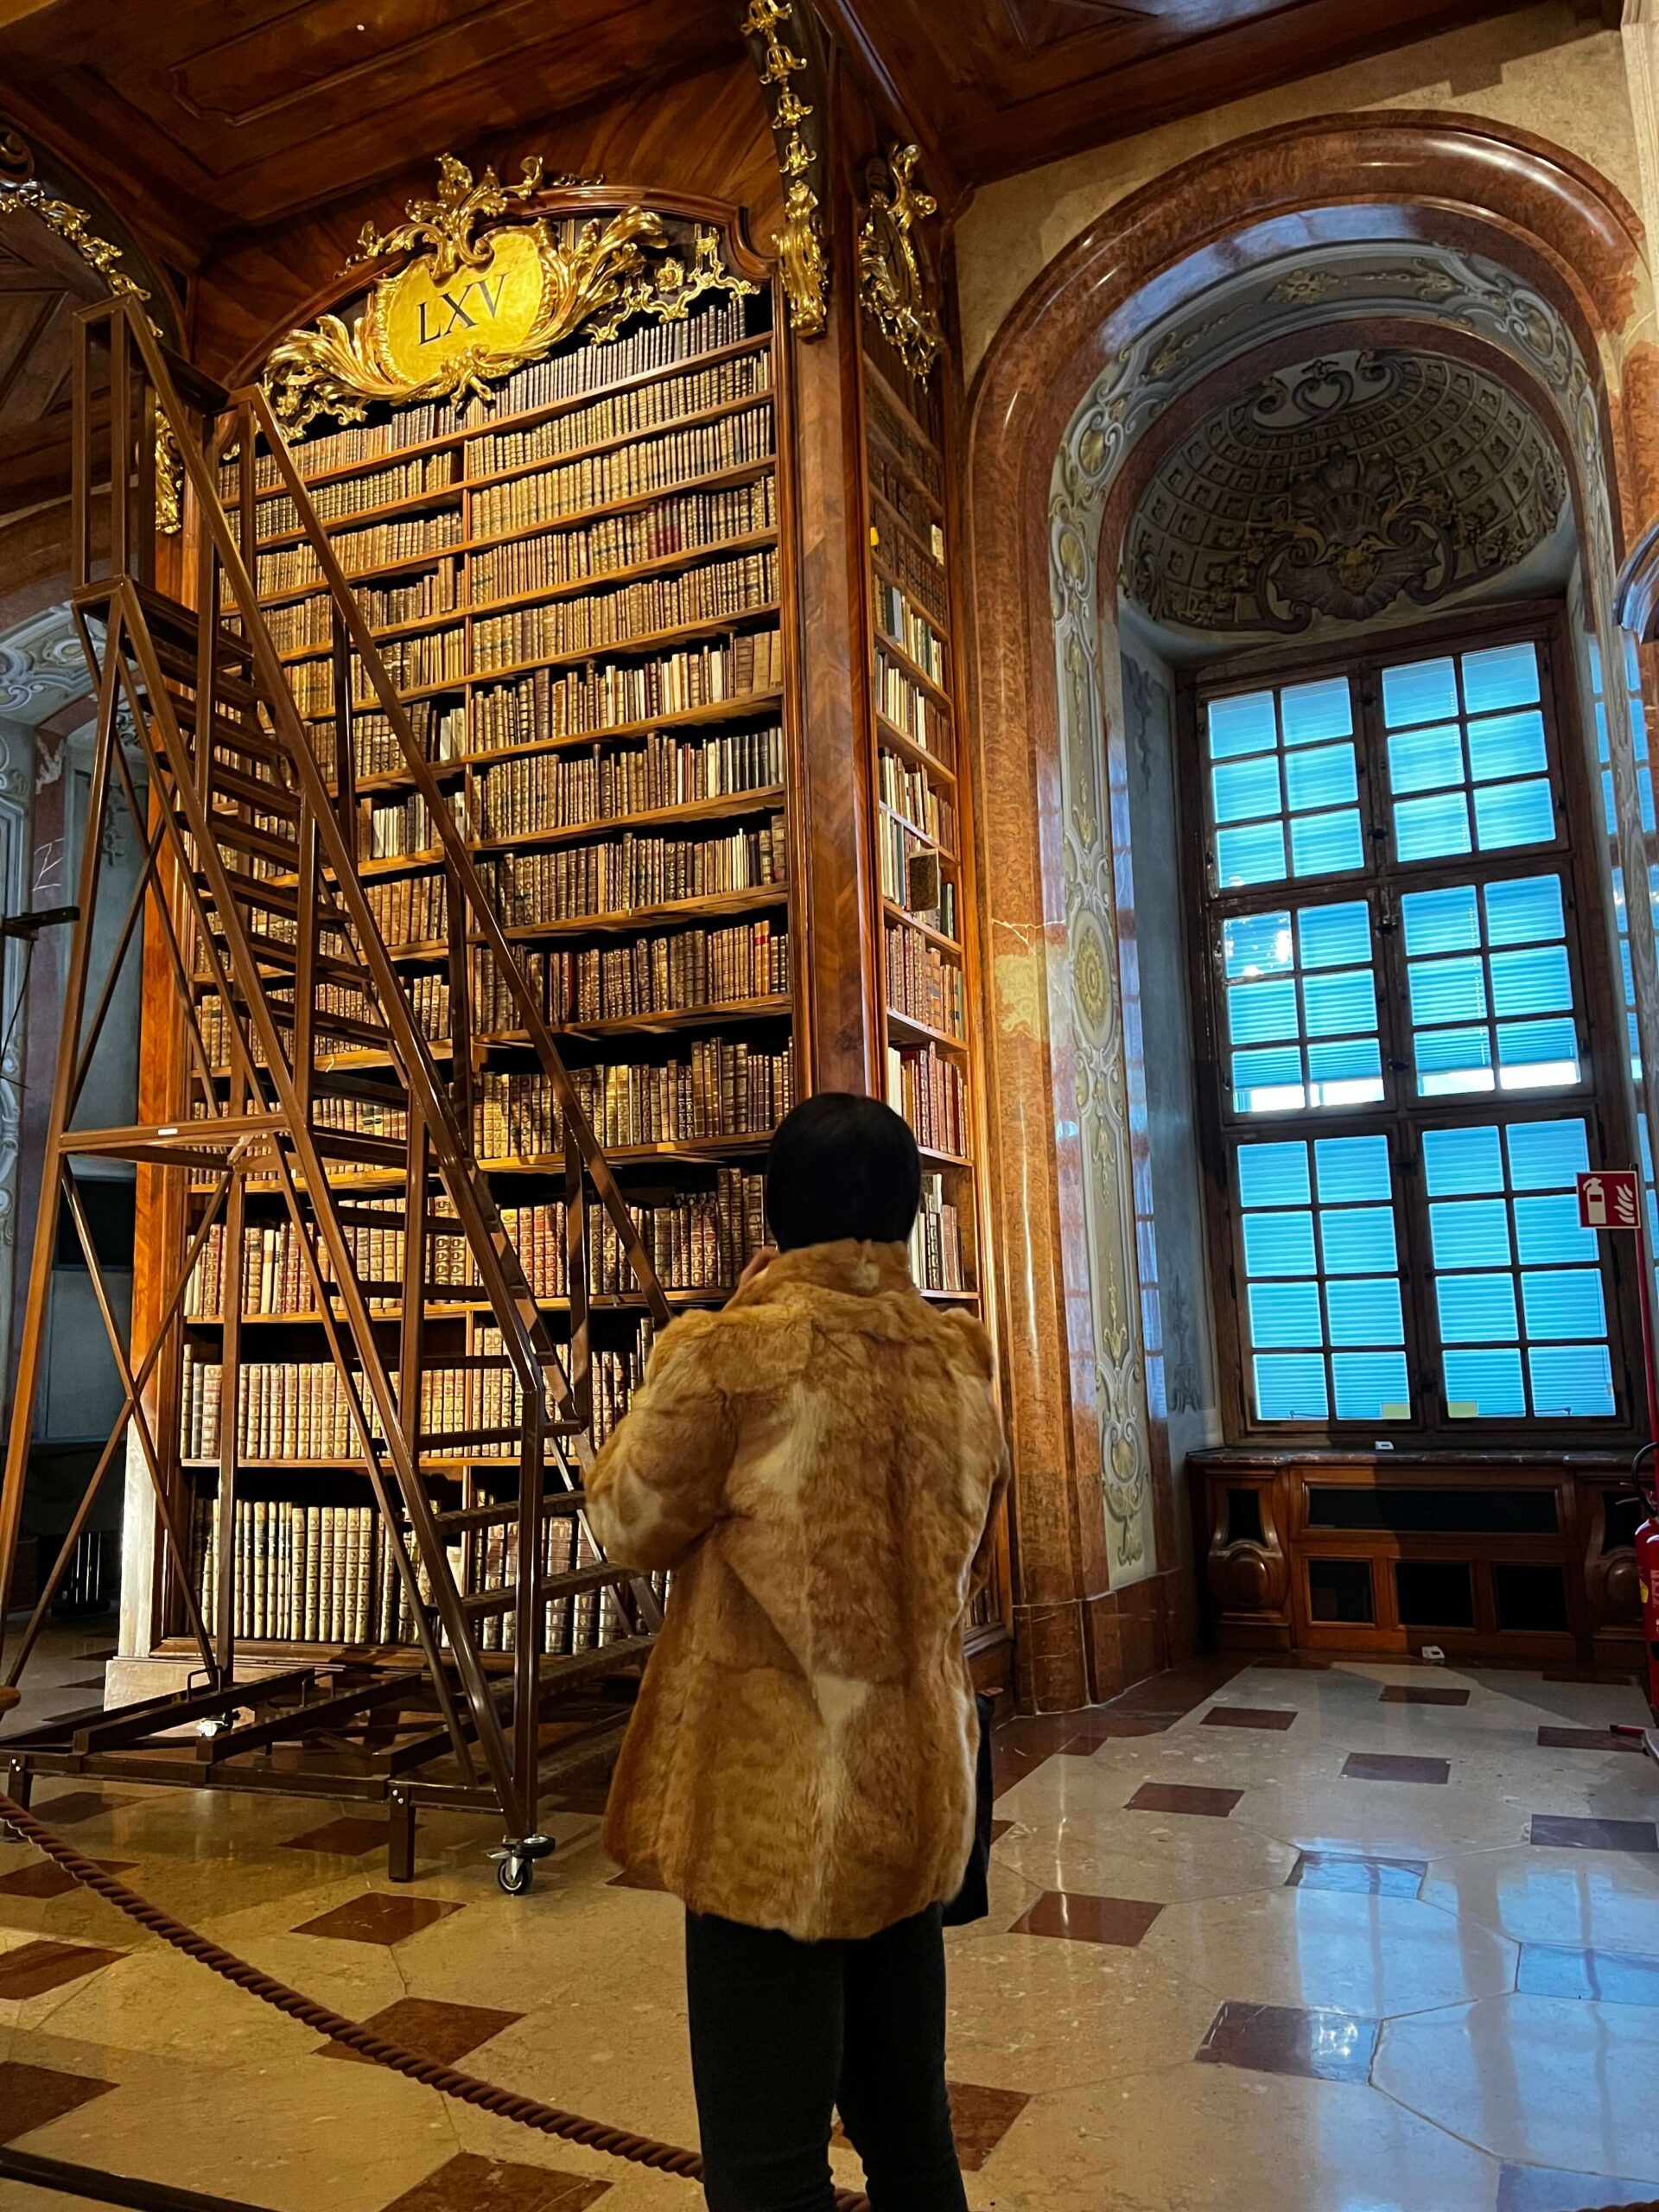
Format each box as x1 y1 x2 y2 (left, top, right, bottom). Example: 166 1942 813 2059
496 1854 533 1896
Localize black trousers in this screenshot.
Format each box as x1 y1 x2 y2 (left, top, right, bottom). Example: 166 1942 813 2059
684 1903 969 2212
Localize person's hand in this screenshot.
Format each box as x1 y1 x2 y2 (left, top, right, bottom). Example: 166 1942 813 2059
736 1244 778 1292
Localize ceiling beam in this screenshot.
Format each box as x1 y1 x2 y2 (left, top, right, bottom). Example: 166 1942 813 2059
813 0 963 213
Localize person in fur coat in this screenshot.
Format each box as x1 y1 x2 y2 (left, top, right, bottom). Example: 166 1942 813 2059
587 1091 1008 2212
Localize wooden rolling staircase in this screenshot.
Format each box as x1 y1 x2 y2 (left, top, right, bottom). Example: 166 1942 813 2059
0 295 673 1890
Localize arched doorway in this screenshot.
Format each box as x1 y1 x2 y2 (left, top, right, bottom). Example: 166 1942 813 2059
963 113 1658 1709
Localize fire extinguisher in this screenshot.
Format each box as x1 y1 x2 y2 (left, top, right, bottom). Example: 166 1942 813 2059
1637 1444 1659 1725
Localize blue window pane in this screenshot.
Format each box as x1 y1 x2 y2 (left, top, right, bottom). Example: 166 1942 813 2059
1315 1135 1393 1203
1213 754 1281 823
1332 1352 1411 1421
1320 1206 1398 1274
1224 911 1292 977
1505 1118 1588 1190
1396 790 1472 861
1298 902 1371 969
1484 874 1565 947
1384 658 1459 728
1216 821 1287 887
1473 778 1555 849
1237 1142 1310 1208
1208 690 1277 760
1402 884 1480 957
1466 709 1548 784
1243 1211 1317 1276
1281 677 1353 745
1520 1268 1606 1341
1254 1355 1328 1421
1430 1198 1512 1268
1290 809 1365 877
1416 1028 1494 1096
1325 1277 1404 1347
1529 1344 1614 1417
1513 1193 1598 1266
1462 640 1540 715
1229 979 1300 1044
1303 969 1376 1039
1496 1018 1580 1085
1306 1039 1383 1099
1284 743 1357 812
1389 723 1465 795
1233 1046 1304 1108
1444 1347 1527 1417
1422 1124 1503 1196
1408 956 1487 1027
1602 765 1617 834
1436 1273 1518 1344
1249 1281 1324 1348
1489 945 1572 1018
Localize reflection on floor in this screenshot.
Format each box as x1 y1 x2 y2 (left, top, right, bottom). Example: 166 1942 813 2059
0 1652 1656 2209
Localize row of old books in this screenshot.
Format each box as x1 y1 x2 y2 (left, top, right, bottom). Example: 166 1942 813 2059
199 995 355 1072
250 510 464 601
364 791 436 860
471 547 778 673
258 448 457 542
885 919 966 1037
874 650 950 758
887 1042 969 1158
908 1172 966 1294
464 349 771 480
492 1168 766 1296
474 724 785 839
187 1492 624 1650
480 816 786 925
470 917 789 1029
469 629 785 751
874 579 946 689
365 868 447 948
238 294 753 494
879 750 957 851
474 1038 796 1154
346 702 467 783
871 468 945 563
872 524 947 627
878 815 958 938
181 1354 556 1462
472 404 773 540
472 478 775 604
868 388 943 501
473 1325 655 1446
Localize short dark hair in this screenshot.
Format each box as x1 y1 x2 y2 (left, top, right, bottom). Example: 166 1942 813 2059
765 1092 922 1250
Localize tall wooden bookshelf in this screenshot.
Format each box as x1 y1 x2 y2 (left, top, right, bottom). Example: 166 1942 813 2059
157 207 799 1664
858 265 1007 1644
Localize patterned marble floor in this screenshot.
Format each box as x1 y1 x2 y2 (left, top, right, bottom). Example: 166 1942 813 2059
0 1650 1656 2210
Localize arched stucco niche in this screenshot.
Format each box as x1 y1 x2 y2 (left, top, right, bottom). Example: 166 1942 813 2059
963 112 1658 1711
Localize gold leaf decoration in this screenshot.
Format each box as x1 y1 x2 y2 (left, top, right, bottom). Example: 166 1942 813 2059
857 144 942 382
266 188 755 434
741 0 829 338
344 153 601 281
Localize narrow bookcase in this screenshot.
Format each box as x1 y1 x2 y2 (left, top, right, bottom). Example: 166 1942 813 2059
858 316 1006 1640
168 238 800 1661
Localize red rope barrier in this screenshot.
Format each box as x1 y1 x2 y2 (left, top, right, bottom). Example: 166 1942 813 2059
0 1793 871 2211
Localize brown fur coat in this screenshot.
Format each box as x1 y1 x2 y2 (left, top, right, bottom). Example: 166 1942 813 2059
586 1238 1008 1942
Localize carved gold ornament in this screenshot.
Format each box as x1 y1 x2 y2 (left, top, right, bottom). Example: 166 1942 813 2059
742 0 829 338
857 144 943 382
266 162 755 432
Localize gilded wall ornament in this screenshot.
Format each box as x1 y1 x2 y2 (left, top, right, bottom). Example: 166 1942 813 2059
741 0 830 338
266 162 755 432
856 144 943 382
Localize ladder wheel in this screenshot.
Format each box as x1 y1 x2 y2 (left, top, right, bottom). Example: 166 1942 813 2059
497 1853 533 1896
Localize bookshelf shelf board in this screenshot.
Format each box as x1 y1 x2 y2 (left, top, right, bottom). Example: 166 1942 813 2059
862 351 943 461
876 629 950 713
879 797 956 861
885 1005 969 1053
872 558 950 644
478 995 792 1046
914 1143 976 1171
461 690 785 769
874 713 954 786
242 458 777 613
254 391 776 553
242 334 773 498
208 1036 454 1080
353 758 467 797
474 784 785 854
494 881 789 941
304 599 782 720
185 1287 731 1329
883 898 963 957
481 1131 773 1171
918 1287 979 1304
